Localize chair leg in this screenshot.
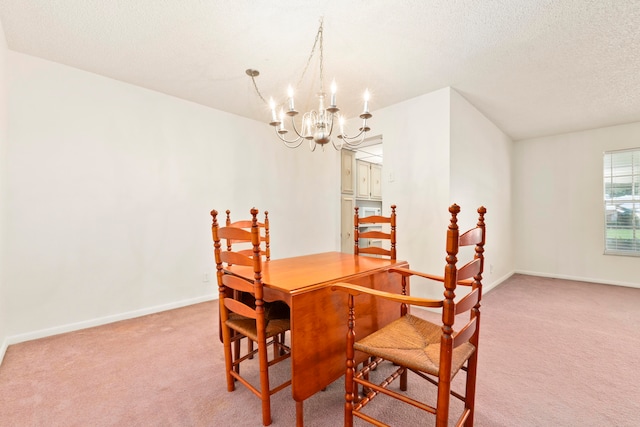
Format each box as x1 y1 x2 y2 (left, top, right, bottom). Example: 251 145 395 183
233 334 241 374
279 332 286 355
345 368 355 427
248 338 254 359
221 328 235 392
257 336 272 426
273 334 280 360
400 366 408 391
464 355 478 427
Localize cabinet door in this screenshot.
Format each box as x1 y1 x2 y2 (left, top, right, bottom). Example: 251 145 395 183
356 160 370 199
370 164 382 199
340 196 355 253
341 150 355 194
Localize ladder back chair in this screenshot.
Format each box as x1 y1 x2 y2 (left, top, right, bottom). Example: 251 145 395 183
216 209 289 361
212 208 292 426
333 204 486 427
354 204 397 260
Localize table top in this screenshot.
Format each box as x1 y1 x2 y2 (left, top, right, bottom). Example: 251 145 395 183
225 251 405 295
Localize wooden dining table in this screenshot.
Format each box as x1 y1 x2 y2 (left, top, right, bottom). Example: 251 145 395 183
224 251 409 426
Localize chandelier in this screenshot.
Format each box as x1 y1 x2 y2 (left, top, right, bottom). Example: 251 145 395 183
246 18 373 151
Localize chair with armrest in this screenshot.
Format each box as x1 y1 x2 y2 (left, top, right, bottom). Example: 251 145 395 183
212 208 291 426
333 203 486 427
354 204 397 260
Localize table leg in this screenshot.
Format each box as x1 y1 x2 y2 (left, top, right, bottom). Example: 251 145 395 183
296 400 304 427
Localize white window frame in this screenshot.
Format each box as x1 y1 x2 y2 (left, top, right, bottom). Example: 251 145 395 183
603 148 640 256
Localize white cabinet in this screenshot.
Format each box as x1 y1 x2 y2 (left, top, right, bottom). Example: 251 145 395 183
340 196 355 253
341 149 355 194
356 160 382 200
370 163 382 199
356 160 370 198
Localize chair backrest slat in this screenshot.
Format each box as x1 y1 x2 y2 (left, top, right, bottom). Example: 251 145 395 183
220 250 252 267
357 246 393 257
455 288 479 315
358 215 391 224
457 258 482 282
219 226 252 242
354 204 397 260
453 316 477 348
459 227 483 247
222 273 256 294
223 297 257 319
358 230 391 240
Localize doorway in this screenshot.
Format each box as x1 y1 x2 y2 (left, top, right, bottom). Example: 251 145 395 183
340 136 383 253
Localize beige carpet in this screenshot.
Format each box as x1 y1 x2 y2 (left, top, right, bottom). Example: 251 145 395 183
1 274 639 426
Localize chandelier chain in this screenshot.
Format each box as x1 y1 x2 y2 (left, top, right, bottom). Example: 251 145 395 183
248 17 325 106
297 17 324 94
249 73 268 105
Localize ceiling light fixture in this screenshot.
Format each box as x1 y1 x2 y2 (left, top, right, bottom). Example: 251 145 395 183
246 18 372 151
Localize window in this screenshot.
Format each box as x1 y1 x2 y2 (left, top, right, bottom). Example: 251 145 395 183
604 148 640 255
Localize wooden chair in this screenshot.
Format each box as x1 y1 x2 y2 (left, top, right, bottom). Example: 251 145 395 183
216 209 289 360
333 204 486 427
212 208 292 426
354 204 397 259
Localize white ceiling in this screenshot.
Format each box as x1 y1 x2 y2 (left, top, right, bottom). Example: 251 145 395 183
1 1 639 141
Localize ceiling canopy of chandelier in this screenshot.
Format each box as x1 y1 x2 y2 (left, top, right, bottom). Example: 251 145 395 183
246 18 372 151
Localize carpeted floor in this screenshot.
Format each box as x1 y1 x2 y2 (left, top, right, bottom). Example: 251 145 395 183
1 274 639 426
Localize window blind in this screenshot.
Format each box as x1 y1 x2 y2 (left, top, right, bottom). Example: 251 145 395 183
604 148 640 255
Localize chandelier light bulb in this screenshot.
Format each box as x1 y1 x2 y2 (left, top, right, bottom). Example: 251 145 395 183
330 80 337 107
287 85 295 112
363 90 370 113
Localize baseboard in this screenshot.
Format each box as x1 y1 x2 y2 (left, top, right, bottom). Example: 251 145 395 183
0 335 8 367
483 271 514 294
514 270 640 289
4 293 217 348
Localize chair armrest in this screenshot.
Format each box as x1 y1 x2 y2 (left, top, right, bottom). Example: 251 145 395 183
331 283 443 308
389 267 475 286
388 267 445 282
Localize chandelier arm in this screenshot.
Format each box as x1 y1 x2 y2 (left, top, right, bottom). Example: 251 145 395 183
331 135 344 150
274 128 305 148
289 116 306 139
342 132 366 146
339 118 370 146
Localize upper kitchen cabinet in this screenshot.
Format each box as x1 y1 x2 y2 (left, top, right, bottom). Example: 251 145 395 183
356 159 382 200
341 149 355 194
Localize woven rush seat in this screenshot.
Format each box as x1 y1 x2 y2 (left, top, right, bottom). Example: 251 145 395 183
355 314 476 377
227 315 290 342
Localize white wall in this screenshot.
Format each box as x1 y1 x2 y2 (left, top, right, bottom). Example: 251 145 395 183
0 17 8 360
514 122 640 287
4 52 340 343
450 89 513 287
375 87 513 299
376 88 451 289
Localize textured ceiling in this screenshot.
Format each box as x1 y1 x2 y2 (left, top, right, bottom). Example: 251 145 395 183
1 0 639 141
